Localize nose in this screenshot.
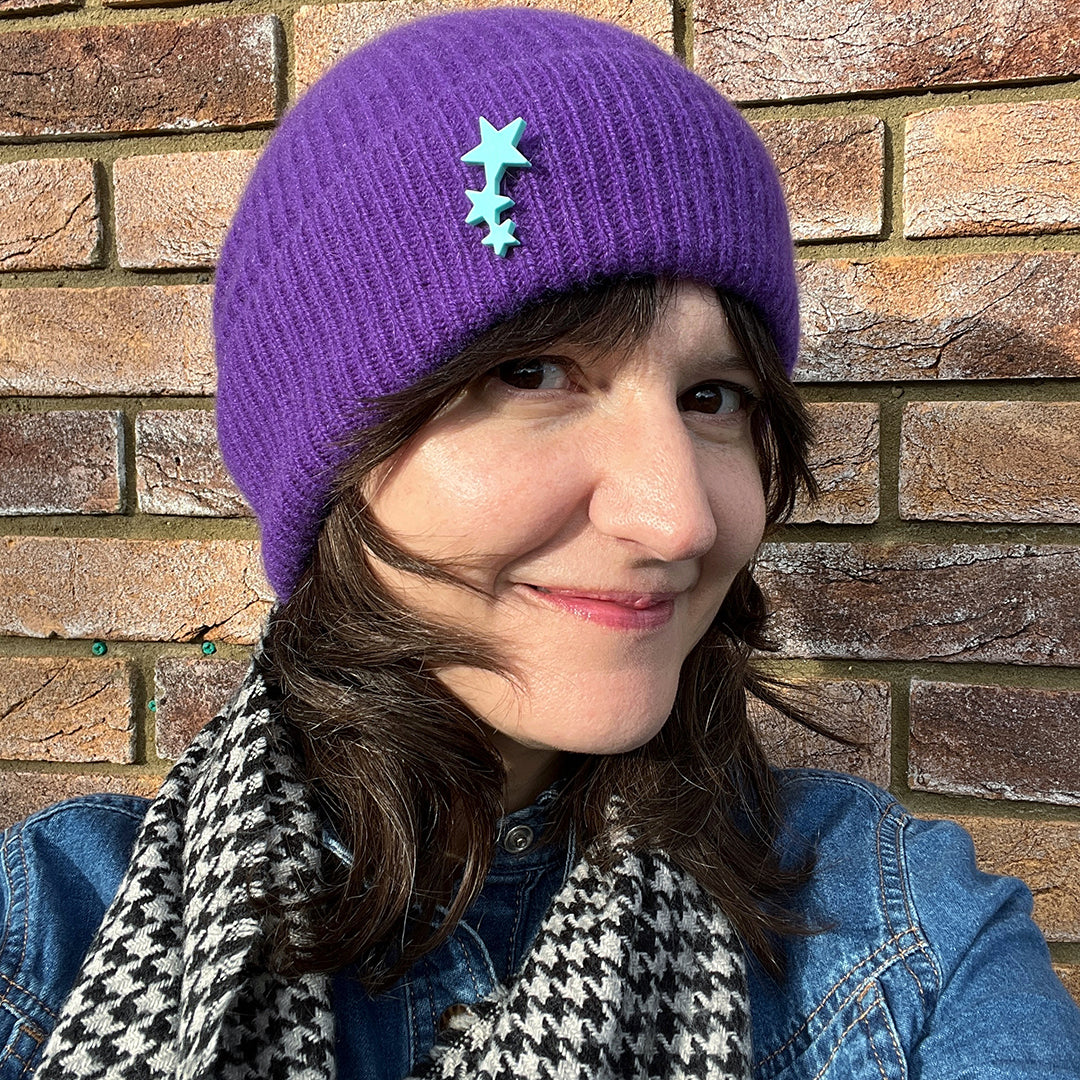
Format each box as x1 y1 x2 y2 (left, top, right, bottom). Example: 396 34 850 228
587 404 718 563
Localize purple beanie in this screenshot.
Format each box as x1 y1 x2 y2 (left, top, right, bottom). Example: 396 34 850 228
213 7 798 599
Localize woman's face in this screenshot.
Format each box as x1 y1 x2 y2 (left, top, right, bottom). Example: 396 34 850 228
366 280 767 805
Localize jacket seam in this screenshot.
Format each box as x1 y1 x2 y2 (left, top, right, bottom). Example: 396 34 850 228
753 933 923 1070
809 992 878 1080
0 829 31 1021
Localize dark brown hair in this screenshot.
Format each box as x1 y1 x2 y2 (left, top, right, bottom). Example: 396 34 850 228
261 276 819 991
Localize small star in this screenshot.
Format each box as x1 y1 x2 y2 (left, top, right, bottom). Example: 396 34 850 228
464 187 514 228
461 117 531 188
482 217 519 258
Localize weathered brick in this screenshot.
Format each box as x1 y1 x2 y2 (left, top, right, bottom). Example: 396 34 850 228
136 410 250 517
900 402 1080 523
753 117 884 243
114 150 258 270
905 100 1080 239
1055 965 1080 1007
0 537 272 643
954 816 1080 941
0 411 122 515
0 158 100 271
694 0 1080 102
792 402 878 524
798 252 1080 382
0 771 159 830
0 656 135 763
911 681 1080 805
154 656 246 759
757 543 1080 666
294 0 672 92
0 285 214 397
750 678 890 788
0 0 80 15
0 16 280 138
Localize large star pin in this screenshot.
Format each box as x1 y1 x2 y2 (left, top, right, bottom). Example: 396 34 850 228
460 117 531 188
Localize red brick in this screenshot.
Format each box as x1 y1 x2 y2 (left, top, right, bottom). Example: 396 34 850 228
0 656 135 763
954 816 1080 941
154 656 246 759
750 678 890 788
1055 965 1080 1008
0 158 100 271
905 100 1080 239
0 537 272 644
694 0 1080 102
0 16 280 138
798 252 1080 382
0 285 214 397
900 402 1080 523
910 681 1080 805
0 771 159 830
294 0 672 92
114 150 258 270
753 117 884 242
791 402 878 525
135 410 250 517
0 411 122 515
757 543 1080 666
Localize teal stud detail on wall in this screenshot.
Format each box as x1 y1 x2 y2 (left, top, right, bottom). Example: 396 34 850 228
461 116 531 257
91 640 107 656
201 641 217 656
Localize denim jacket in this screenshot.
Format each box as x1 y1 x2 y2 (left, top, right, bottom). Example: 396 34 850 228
3 769 1079 1078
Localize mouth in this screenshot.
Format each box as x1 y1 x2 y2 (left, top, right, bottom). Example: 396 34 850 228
520 584 679 629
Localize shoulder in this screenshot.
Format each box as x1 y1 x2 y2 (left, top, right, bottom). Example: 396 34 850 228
750 769 1080 1079
1 795 149 1066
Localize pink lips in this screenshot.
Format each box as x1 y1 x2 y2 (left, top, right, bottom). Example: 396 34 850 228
522 584 678 630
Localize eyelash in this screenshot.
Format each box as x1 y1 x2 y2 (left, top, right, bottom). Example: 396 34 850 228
489 357 759 416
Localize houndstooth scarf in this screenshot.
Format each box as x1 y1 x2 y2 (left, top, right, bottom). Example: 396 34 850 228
36 662 752 1080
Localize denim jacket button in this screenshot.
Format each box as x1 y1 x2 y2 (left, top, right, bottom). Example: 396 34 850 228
439 1003 475 1033
502 824 534 854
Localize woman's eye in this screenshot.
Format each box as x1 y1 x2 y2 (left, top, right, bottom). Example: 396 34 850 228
494 357 571 391
677 382 755 416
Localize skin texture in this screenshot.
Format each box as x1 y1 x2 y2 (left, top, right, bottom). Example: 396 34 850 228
367 281 768 809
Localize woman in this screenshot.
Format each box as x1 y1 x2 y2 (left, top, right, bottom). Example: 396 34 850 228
3 9 1079 1079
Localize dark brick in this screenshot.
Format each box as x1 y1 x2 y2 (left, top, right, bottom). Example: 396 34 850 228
154 656 246 759
910 681 1080 805
792 402 878 524
750 678 890 788
0 16 280 139
757 543 1080 666
0 411 122 515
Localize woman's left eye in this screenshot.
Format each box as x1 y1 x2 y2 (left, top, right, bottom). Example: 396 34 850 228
677 381 756 416
493 357 571 391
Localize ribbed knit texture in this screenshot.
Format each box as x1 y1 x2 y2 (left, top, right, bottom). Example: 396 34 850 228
213 8 798 598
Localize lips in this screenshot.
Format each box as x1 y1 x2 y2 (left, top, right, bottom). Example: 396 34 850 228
520 584 679 629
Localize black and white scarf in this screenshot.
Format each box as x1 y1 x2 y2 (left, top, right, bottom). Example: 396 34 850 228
36 663 752 1080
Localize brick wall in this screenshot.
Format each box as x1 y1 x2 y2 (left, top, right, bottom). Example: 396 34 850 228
1 0 1078 996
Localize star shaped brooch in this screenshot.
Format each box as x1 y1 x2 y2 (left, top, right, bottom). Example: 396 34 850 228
461 116 532 257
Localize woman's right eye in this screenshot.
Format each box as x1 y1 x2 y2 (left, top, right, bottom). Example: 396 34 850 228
493 357 571 391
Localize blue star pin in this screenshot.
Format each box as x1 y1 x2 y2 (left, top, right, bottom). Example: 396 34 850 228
461 116 531 257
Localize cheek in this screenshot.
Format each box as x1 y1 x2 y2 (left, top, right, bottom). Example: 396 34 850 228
368 427 580 566
705 454 767 574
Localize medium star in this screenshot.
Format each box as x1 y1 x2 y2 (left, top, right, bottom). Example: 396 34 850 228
464 187 514 228
461 117 531 188
482 217 519 258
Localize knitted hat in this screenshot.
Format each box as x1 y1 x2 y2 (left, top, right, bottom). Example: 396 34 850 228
213 7 798 599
